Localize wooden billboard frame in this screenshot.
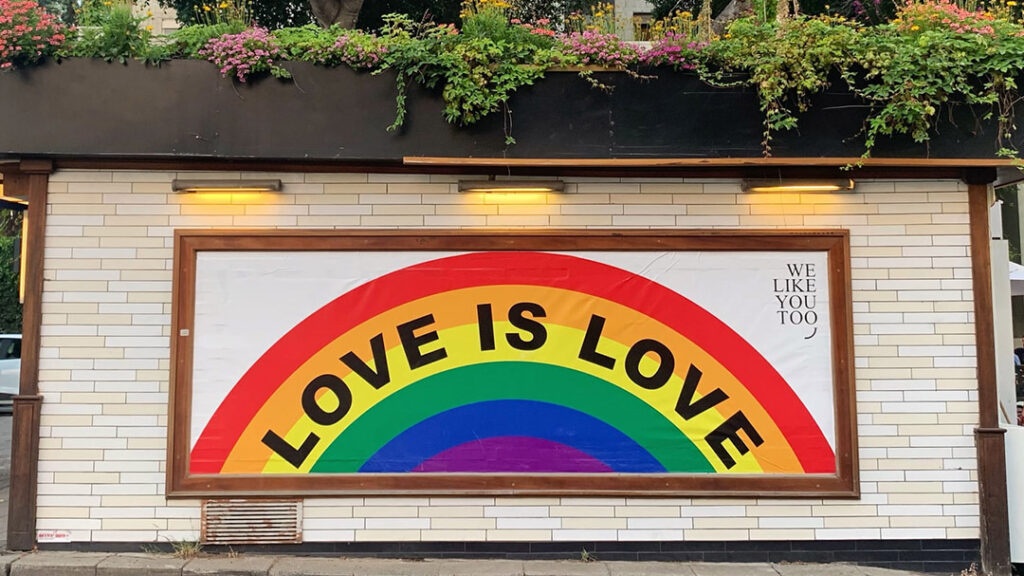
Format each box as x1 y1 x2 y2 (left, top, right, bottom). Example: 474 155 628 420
167 229 857 498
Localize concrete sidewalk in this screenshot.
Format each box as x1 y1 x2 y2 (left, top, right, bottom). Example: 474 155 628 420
0 551 958 576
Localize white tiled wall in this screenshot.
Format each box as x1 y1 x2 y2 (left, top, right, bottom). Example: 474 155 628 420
35 171 979 543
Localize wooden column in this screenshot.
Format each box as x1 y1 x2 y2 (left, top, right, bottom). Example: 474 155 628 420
966 169 1011 576
4 159 51 551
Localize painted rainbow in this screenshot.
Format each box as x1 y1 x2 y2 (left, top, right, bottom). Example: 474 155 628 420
190 252 835 476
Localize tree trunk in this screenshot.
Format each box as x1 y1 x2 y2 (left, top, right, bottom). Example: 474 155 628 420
775 0 791 21
711 0 752 34
308 0 364 28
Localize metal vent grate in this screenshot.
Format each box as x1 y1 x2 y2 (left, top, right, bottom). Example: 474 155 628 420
201 499 302 545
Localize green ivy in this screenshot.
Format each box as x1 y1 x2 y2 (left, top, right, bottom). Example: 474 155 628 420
700 17 859 154
852 21 1024 157
374 11 562 140
68 0 162 63
10 0 1024 159
697 11 1024 159
166 22 249 57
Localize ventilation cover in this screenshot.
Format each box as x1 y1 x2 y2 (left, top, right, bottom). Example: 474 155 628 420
201 499 302 545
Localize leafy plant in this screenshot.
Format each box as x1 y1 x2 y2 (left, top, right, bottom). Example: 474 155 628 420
700 15 859 153
0 0 67 70
848 0 1024 156
158 0 249 56
378 2 563 136
71 0 159 63
7 0 1024 161
169 539 202 559
274 24 387 68
165 21 248 56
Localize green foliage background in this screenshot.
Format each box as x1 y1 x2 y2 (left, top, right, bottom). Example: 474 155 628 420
648 0 732 19
0 236 22 335
159 0 596 34
998 185 1022 263
159 0 315 30
159 0 465 30
648 0 832 20
358 0 461 30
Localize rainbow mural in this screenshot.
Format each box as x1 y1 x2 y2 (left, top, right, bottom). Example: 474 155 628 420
190 251 835 476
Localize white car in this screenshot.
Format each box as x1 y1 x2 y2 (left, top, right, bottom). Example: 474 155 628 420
0 335 20 410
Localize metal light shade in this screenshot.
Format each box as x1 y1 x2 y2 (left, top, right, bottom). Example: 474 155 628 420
458 180 565 193
741 179 855 193
171 179 283 193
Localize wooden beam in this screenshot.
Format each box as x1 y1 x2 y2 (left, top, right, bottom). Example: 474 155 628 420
18 159 53 174
50 157 979 183
4 165 49 551
404 156 1020 168
967 181 1012 576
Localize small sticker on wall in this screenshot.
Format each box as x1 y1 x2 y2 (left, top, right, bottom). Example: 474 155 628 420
36 529 71 543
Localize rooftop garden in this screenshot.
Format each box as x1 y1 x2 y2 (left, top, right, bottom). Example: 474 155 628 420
3 0 1024 159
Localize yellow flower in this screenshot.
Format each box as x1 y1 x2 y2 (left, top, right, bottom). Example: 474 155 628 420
145 24 153 29
202 4 211 10
1009 2 1018 6
146 10 152 16
910 24 920 29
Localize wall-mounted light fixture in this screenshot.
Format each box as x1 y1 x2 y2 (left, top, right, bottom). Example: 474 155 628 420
458 180 564 194
741 178 855 193
171 179 283 193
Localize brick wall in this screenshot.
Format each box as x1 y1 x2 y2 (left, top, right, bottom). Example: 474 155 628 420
35 170 979 543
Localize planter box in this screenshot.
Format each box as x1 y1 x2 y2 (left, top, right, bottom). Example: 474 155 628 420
0 58 1017 163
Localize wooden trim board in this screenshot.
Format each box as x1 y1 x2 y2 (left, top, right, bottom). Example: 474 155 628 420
404 156 1019 168
2 161 50 550
968 184 1012 576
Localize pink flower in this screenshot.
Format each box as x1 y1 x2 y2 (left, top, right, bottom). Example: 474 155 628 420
0 0 65 70
199 27 287 82
559 30 639 68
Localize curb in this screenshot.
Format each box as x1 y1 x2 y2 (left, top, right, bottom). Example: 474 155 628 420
0 551 938 576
